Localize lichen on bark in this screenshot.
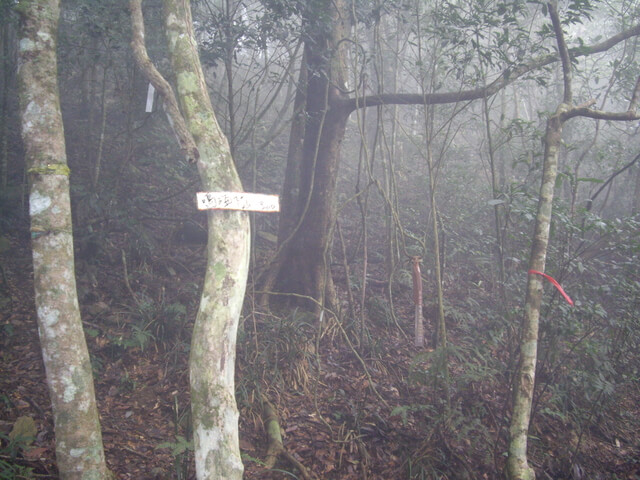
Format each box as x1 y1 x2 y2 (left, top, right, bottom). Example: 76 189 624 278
15 0 110 478
130 1 250 479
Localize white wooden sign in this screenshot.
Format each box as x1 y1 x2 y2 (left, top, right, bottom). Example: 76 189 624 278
197 192 280 212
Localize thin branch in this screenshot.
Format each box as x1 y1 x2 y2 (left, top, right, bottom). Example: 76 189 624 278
629 76 640 112
548 1 572 104
586 151 640 211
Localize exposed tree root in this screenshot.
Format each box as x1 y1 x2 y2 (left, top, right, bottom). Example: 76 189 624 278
261 395 314 480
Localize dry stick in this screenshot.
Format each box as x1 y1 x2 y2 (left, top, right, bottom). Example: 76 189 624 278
414 1 450 404
92 64 109 190
337 221 357 324
333 314 390 409
121 249 143 308
481 92 506 300
411 256 424 347
350 30 374 347
585 151 640 211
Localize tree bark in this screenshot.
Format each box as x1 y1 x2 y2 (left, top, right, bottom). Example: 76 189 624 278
15 1 110 478
131 1 250 478
267 0 350 309
506 107 565 480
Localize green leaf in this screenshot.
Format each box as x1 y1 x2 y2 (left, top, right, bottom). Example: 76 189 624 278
85 327 100 338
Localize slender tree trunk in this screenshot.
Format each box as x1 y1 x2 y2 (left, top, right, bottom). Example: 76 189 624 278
507 108 564 480
15 1 110 478
131 1 250 478
507 4 640 478
633 163 640 215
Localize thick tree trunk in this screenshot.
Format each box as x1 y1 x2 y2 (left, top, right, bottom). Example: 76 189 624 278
276 51 307 246
161 2 250 479
277 104 348 303
269 0 350 308
15 1 110 478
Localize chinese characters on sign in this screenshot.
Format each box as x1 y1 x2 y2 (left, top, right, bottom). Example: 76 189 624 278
196 192 280 212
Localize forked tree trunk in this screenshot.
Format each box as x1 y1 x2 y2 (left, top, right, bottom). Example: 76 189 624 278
15 1 110 478
267 0 350 310
130 1 250 478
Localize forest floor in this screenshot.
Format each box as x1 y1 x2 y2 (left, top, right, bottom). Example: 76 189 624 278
1 215 640 479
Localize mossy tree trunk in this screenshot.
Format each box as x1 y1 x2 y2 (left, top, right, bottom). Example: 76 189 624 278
506 103 565 480
130 1 250 478
165 4 250 475
15 1 110 478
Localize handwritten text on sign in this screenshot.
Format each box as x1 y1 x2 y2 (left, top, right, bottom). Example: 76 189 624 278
197 192 280 212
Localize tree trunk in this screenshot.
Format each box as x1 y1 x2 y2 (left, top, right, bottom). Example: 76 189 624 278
269 0 350 309
15 1 110 478
161 2 250 478
506 108 564 480
632 162 640 215
1 5 16 191
506 4 640 478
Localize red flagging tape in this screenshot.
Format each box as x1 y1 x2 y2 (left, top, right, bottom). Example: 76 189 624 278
528 270 574 306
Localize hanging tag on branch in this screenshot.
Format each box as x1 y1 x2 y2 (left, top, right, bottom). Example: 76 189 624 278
528 269 574 306
145 83 155 113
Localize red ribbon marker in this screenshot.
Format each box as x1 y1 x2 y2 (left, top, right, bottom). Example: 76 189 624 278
528 270 574 306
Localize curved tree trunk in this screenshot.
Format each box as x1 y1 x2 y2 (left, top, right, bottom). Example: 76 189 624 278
131 1 250 478
163 2 250 479
506 108 564 480
15 1 110 478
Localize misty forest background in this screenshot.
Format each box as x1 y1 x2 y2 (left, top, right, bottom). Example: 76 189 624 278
1 0 640 478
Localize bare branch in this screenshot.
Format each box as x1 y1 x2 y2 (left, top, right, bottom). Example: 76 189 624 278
344 23 640 113
586 151 640 211
561 108 640 121
129 0 199 163
548 1 572 104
